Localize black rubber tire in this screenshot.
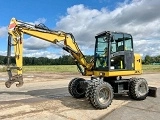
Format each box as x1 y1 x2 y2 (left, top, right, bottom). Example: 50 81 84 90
86 79 113 109
68 78 86 98
68 78 78 96
129 77 149 100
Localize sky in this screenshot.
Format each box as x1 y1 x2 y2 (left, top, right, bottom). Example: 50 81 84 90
0 0 160 58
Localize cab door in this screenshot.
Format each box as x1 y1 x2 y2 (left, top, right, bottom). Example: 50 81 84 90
124 34 134 70
109 33 134 71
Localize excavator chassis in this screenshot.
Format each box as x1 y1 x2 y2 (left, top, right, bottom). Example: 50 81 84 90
68 77 157 109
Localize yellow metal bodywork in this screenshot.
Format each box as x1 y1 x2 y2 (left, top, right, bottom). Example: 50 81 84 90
134 53 143 73
92 70 141 77
8 18 142 78
8 19 23 75
13 34 23 75
85 53 142 77
8 18 93 76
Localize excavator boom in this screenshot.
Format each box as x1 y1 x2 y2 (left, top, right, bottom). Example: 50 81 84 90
6 18 93 88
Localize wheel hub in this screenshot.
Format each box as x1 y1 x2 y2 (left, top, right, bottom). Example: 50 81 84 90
138 82 147 95
98 87 110 104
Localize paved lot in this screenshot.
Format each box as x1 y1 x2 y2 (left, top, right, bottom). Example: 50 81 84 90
100 88 160 120
0 72 159 120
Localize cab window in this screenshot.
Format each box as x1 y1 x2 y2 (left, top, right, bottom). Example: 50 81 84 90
124 34 133 51
111 33 124 53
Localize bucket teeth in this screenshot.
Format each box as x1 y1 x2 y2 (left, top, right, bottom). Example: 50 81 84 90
5 75 23 88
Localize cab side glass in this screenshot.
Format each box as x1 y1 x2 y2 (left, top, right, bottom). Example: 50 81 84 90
124 34 133 51
111 33 123 53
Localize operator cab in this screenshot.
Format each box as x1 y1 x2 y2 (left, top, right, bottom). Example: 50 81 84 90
94 31 134 71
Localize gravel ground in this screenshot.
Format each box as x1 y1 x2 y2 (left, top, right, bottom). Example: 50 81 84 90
0 72 159 120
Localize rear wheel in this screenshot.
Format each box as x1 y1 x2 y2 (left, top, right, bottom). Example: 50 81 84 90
129 78 148 100
86 79 113 109
68 78 86 98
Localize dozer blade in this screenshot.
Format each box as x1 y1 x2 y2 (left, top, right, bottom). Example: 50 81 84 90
148 86 157 97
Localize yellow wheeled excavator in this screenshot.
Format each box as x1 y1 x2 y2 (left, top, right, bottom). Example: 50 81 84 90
5 18 150 109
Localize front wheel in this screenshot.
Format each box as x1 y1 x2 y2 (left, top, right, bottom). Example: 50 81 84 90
129 78 149 100
86 79 113 109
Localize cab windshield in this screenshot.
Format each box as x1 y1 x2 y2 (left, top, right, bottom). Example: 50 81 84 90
95 35 109 69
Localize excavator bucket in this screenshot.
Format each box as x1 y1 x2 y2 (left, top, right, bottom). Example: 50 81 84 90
148 86 157 97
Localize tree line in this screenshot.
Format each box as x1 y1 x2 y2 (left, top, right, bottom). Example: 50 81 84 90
143 55 160 64
0 55 93 65
0 55 160 65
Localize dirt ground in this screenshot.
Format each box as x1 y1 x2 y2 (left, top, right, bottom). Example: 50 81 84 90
0 72 159 120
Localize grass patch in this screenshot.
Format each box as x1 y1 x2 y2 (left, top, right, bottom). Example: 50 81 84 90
22 65 160 73
1 65 160 73
0 66 7 72
142 65 160 72
23 65 79 73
